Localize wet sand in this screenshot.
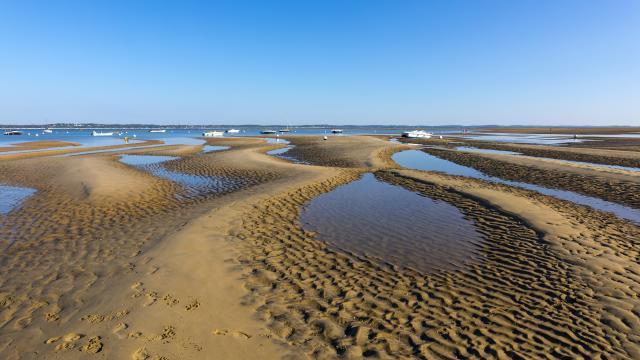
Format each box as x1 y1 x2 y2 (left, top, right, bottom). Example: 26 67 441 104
0 141 81 152
455 140 640 168
1 135 639 359
0 139 164 161
422 147 640 210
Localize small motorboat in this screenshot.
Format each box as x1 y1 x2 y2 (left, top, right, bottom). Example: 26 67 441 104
3 130 22 135
43 129 53 134
401 130 432 139
149 129 166 133
278 128 291 133
203 131 224 137
260 130 277 135
226 129 241 134
331 129 343 134
91 131 114 137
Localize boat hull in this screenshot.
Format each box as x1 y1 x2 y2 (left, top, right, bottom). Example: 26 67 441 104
402 131 432 139
203 131 224 137
92 131 114 137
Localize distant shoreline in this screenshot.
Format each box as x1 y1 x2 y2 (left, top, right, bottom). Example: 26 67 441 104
2 124 640 134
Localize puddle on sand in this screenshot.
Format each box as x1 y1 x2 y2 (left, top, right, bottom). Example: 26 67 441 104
202 145 230 153
392 150 640 224
301 173 483 273
119 155 240 198
0 185 37 214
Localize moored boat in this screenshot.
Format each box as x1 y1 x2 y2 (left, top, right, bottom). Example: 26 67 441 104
203 131 224 137
260 130 277 134
226 129 240 134
331 129 343 134
3 130 22 135
91 131 114 137
149 129 166 133
401 130 432 139
43 129 53 134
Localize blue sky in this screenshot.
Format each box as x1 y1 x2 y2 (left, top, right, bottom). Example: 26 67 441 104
0 0 638 125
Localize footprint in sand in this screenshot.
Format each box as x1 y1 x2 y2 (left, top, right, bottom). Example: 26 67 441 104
212 329 252 340
163 294 179 307
45 336 61 344
161 325 176 343
47 332 84 352
144 292 159 307
63 332 84 342
81 336 103 353
45 312 60 322
113 322 129 339
147 266 159 275
132 347 166 360
184 298 199 311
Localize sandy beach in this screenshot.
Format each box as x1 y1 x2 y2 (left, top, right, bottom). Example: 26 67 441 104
1 135 639 359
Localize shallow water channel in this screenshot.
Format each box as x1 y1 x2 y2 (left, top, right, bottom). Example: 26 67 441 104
119 154 237 198
392 150 640 224
0 184 37 215
455 146 640 172
300 173 483 273
202 145 230 153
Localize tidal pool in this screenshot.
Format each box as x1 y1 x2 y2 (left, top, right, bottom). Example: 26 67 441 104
301 173 483 273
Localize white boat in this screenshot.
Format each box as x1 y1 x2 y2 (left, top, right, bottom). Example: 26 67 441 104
331 129 343 134
401 130 432 139
226 129 240 134
4 130 22 135
91 131 114 137
203 131 224 137
278 128 291 133
149 129 166 133
43 129 53 134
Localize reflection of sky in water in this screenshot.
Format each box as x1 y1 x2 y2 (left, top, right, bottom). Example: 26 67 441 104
60 137 206 157
265 144 309 164
266 146 293 156
456 146 640 172
455 146 522 156
392 150 640 224
119 154 236 197
462 133 586 145
0 184 37 214
532 157 640 173
301 173 483 273
202 145 229 153
119 155 177 166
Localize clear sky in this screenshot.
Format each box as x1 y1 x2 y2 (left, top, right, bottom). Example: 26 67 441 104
0 0 638 126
